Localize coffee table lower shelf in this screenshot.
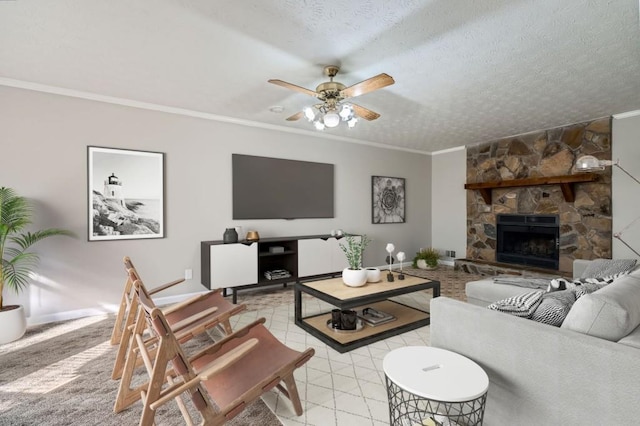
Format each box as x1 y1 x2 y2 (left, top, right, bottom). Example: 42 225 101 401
296 300 430 353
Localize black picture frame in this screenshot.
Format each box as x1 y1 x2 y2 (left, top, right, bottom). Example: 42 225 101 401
372 176 406 224
87 146 165 241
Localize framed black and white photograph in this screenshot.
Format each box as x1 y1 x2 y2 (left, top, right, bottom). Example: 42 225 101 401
372 176 405 224
88 146 164 241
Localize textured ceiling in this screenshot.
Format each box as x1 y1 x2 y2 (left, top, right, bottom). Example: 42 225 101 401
1 0 639 153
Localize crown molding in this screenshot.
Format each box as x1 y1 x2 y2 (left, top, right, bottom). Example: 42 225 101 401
0 77 430 156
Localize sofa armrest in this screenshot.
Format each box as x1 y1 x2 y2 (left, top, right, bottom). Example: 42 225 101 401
430 297 640 425
572 259 593 278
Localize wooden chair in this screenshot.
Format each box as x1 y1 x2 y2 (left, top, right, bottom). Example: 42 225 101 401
112 257 246 382
124 276 315 425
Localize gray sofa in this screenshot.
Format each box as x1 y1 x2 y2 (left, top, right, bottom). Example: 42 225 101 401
465 260 592 307
430 260 640 425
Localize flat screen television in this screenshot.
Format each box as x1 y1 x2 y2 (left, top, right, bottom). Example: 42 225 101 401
232 154 335 220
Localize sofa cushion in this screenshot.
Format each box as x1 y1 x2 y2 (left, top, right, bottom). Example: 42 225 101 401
550 274 621 296
466 279 538 306
561 273 640 341
580 258 637 278
531 289 576 327
487 290 544 318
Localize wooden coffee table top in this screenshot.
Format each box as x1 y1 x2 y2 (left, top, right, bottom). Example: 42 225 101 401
300 272 435 301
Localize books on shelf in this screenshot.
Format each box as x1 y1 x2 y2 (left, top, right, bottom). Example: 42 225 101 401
357 307 396 326
264 269 291 280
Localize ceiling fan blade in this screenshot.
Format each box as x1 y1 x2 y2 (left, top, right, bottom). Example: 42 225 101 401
268 79 318 97
341 73 395 98
351 103 381 121
286 111 304 121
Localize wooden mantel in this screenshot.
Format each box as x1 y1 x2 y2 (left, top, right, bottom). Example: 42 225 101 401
464 173 599 204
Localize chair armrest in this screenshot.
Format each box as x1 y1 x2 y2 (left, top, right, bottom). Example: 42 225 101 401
148 278 185 295
161 292 210 315
170 306 218 332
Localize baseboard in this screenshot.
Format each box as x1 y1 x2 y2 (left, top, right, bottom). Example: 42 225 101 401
26 291 209 326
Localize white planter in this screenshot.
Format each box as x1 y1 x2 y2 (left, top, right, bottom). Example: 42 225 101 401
365 267 381 283
342 268 368 287
417 259 437 270
0 305 27 344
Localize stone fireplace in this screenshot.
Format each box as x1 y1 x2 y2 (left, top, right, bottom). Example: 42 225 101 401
496 214 559 270
464 117 612 273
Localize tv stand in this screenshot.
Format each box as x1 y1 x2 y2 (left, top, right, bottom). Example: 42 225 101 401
201 234 350 303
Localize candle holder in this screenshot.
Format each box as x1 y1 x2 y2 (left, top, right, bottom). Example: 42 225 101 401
397 251 406 280
385 243 395 282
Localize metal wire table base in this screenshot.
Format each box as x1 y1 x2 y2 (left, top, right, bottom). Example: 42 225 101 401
385 376 487 426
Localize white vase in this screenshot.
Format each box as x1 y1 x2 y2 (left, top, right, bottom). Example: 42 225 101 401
0 305 27 344
365 267 381 283
342 268 368 287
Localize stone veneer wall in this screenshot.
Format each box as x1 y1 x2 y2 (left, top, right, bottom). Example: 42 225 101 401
466 117 612 273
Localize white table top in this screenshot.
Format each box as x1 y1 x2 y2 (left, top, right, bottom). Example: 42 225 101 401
383 346 489 402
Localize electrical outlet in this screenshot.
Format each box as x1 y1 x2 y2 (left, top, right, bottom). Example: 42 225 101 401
184 269 193 280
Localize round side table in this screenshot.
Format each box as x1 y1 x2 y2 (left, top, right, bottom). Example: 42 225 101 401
383 346 489 426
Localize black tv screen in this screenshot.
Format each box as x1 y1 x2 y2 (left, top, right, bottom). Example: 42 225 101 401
232 154 335 220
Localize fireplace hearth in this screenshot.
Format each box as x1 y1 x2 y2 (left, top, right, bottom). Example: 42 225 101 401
496 214 559 270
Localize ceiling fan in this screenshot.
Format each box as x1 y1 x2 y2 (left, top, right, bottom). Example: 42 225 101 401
268 65 395 129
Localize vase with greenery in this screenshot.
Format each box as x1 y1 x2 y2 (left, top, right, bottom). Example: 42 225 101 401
339 234 371 287
0 187 73 342
412 247 440 269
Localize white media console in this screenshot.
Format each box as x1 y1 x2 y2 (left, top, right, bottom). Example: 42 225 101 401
201 234 354 303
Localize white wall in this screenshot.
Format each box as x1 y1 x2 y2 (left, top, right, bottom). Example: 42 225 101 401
430 147 467 260
0 86 431 324
612 112 640 259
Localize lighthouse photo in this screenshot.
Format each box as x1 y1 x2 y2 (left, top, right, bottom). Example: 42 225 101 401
88 146 164 241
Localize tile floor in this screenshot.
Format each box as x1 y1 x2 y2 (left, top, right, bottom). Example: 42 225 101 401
228 290 434 425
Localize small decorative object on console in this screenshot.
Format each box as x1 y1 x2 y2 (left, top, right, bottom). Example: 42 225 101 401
223 228 238 244
246 230 260 241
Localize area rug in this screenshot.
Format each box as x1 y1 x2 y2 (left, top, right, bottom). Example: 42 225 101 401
0 314 280 425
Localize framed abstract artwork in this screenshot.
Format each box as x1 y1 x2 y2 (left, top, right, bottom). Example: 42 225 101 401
88 146 165 241
372 176 406 224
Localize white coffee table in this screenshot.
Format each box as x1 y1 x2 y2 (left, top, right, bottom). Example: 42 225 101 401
383 346 489 425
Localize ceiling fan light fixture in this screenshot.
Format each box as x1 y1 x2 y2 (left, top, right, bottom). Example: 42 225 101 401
339 104 353 120
323 111 340 128
314 120 325 130
347 117 358 128
303 107 316 122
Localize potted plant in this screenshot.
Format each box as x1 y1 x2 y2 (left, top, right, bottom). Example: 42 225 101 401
0 187 73 344
413 247 440 270
339 233 371 287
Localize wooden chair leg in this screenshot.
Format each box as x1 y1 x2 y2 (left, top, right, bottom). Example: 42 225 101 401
110 279 133 345
111 297 139 379
139 349 172 426
114 311 148 413
280 374 304 416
